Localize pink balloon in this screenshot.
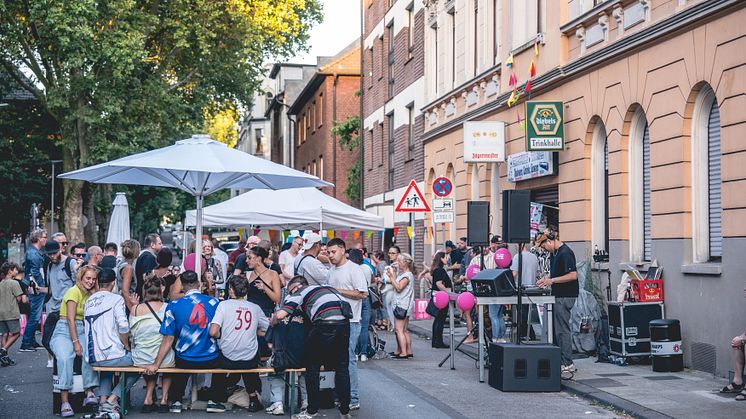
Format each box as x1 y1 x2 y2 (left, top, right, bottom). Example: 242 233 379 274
466 264 481 280
493 248 512 269
433 291 450 309
183 253 206 274
457 292 476 312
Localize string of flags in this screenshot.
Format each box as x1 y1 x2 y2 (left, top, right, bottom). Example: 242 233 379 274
242 227 440 243
506 38 541 109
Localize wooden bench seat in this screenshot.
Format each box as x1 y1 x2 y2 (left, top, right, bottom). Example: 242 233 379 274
92 366 306 415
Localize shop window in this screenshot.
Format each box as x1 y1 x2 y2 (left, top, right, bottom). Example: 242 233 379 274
691 85 722 263
591 121 609 252
628 108 651 262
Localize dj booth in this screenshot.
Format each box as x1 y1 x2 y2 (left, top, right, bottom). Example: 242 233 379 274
471 269 556 383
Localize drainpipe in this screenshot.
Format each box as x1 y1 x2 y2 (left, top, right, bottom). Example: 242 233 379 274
287 113 297 168
359 0 365 211
333 74 339 199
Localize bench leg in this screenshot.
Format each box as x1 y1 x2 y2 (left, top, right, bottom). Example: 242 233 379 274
120 372 127 416
288 371 299 415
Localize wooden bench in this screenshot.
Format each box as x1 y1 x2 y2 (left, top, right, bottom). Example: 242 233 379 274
93 366 306 415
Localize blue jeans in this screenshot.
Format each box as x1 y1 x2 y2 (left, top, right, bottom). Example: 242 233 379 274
348 322 361 404
50 320 98 391
488 304 505 340
92 353 140 398
356 298 371 355
21 293 45 348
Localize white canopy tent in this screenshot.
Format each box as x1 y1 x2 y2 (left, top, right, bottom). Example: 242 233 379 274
185 187 385 231
59 135 331 279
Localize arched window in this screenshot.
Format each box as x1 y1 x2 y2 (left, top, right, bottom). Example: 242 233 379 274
691 85 722 263
591 120 609 252
628 108 651 262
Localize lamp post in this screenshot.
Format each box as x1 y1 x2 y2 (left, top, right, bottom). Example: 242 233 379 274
50 160 62 233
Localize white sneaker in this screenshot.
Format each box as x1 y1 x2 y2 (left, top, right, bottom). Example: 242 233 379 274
292 411 318 419
266 402 284 415
561 363 577 373
349 402 360 410
360 354 368 362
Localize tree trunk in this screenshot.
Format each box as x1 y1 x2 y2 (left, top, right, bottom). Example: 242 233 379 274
82 182 97 245
98 184 113 244
62 146 84 244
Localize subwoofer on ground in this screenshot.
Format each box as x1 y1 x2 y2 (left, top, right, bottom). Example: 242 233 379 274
488 343 561 392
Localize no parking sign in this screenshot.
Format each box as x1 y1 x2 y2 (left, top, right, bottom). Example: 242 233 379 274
432 177 452 197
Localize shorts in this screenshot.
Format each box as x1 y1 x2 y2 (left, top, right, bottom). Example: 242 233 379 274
0 319 21 334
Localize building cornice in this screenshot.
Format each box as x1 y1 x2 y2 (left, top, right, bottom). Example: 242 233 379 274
422 0 739 144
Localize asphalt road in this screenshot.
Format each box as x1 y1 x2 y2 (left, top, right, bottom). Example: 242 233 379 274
0 330 618 418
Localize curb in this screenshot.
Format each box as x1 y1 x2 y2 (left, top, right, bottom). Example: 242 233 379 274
407 322 673 419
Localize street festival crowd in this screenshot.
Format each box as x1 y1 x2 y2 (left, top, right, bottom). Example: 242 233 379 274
4 228 746 418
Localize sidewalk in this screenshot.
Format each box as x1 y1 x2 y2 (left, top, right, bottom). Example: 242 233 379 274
408 318 734 419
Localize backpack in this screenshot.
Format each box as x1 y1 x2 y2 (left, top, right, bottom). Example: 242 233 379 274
63 256 75 280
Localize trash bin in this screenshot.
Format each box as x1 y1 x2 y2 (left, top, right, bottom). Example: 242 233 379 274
649 319 683 372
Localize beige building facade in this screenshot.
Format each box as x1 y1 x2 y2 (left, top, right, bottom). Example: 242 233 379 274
421 0 746 376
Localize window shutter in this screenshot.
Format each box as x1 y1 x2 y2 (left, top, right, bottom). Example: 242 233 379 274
643 125 652 261
708 101 722 259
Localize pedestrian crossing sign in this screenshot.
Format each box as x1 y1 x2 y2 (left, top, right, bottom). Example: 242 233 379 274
395 180 431 212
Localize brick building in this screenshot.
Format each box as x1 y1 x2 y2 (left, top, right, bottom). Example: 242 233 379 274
420 0 746 376
287 42 361 205
361 0 426 261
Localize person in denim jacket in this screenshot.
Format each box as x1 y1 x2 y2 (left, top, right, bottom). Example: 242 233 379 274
20 228 47 351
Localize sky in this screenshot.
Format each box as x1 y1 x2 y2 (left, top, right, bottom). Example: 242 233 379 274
290 0 362 64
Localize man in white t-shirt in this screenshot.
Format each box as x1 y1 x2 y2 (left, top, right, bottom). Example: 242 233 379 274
294 232 331 285
84 269 138 413
327 238 368 411
209 276 269 413
279 236 304 282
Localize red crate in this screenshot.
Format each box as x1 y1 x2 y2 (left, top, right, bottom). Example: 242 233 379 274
631 279 664 302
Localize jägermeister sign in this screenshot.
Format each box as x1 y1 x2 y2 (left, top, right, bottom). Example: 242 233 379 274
526 100 564 151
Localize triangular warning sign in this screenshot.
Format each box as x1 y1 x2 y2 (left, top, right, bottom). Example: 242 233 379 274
395 180 431 212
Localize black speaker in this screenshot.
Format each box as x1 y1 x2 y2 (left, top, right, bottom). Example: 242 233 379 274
467 201 490 246
471 269 516 297
488 343 561 392
502 190 530 243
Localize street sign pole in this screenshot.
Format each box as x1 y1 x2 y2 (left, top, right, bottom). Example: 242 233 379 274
410 213 415 257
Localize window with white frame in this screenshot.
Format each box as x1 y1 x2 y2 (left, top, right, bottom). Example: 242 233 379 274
628 108 651 262
510 0 539 50
407 2 415 56
407 103 415 160
493 0 501 64
591 121 609 252
691 85 722 263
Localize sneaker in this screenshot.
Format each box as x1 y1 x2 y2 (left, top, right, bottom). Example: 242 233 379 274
247 396 263 412
206 400 226 413
265 402 284 415
83 393 99 407
0 348 7 357
32 342 44 349
292 411 318 419
360 354 368 362
0 356 10 367
47 358 54 368
561 363 577 373
60 402 75 418
169 401 183 413
18 346 36 352
349 402 360 410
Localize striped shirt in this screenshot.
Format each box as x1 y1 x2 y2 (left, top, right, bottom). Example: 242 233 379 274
281 285 345 322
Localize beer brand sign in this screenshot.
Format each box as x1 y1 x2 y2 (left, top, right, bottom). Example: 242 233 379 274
526 101 564 151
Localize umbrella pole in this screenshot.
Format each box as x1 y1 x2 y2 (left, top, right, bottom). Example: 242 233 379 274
195 195 203 283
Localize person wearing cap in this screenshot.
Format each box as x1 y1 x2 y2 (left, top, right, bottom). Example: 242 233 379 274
293 232 331 286
19 228 47 352
85 268 139 414
40 240 76 356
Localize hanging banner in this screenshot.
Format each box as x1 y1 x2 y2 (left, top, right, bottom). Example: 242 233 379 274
463 121 506 163
526 100 564 151
507 151 557 182
530 202 544 230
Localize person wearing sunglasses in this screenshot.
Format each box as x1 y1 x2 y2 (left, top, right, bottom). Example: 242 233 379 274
51 232 69 255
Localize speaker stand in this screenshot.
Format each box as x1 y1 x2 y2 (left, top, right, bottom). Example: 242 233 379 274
514 243 524 345
438 318 491 368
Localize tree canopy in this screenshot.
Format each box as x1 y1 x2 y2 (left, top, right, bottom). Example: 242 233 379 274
0 0 322 244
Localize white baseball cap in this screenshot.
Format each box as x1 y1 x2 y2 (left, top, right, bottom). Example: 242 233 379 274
302 232 323 250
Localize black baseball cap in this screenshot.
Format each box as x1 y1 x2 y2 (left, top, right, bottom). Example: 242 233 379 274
100 255 117 270
98 268 116 285
45 241 61 255
490 235 503 244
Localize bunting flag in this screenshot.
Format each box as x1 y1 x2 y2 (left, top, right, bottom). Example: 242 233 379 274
524 79 532 94
353 231 360 240
298 230 305 238
327 230 335 239
406 226 414 239
505 54 514 67
253 228 261 236
426 227 432 239
528 60 536 78
534 40 540 56
340 230 348 240
312 230 319 234
393 227 400 237
367 231 373 239
508 73 517 87
507 88 518 107
237 228 245 240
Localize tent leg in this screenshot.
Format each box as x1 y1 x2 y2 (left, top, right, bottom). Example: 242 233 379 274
195 195 203 283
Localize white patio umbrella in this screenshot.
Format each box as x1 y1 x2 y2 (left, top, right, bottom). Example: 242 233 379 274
106 192 131 255
59 134 332 279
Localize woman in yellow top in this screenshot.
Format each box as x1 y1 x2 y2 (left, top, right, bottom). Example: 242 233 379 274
49 265 99 418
